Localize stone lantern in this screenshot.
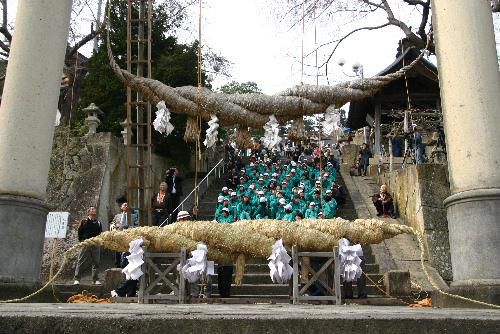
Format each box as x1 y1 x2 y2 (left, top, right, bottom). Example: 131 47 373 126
83 103 103 135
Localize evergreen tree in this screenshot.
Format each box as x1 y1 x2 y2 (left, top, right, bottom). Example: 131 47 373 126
77 0 209 164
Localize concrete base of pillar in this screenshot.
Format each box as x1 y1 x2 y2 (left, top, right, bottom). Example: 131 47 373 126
432 284 500 309
444 189 500 284
0 195 49 284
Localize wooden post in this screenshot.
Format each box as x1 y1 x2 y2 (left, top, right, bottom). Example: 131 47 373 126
138 246 147 303
179 247 187 304
334 247 341 305
374 104 381 156
292 245 299 304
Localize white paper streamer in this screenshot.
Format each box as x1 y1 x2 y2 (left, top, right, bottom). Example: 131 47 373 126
181 243 208 283
262 115 281 149
338 238 363 282
267 239 293 284
203 114 219 148
153 100 174 135
403 110 409 133
122 239 144 280
322 107 340 136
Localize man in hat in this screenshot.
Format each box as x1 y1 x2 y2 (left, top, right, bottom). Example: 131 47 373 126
255 197 270 219
177 210 191 221
215 197 232 221
283 204 296 222
218 207 234 223
229 191 239 206
273 198 287 220
219 186 229 198
305 202 319 219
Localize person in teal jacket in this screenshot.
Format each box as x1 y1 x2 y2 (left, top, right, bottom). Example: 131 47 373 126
283 204 296 222
305 202 319 219
218 207 234 223
323 197 337 219
215 198 232 221
273 198 287 220
237 195 253 220
254 197 270 219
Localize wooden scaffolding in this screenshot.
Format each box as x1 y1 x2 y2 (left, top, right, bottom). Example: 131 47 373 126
126 0 153 226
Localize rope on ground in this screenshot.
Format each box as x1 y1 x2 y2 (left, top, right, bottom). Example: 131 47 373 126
0 242 84 303
413 229 500 309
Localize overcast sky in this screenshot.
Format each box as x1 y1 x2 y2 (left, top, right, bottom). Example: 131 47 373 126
183 0 412 94
7 1 499 96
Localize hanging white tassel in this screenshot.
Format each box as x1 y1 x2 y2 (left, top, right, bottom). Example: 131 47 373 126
203 114 219 148
181 243 208 283
338 238 363 282
322 106 340 136
153 101 174 135
267 239 293 284
262 115 281 149
122 239 144 280
403 110 409 134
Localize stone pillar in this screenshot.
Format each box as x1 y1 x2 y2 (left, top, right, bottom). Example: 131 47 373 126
432 0 500 304
0 0 73 284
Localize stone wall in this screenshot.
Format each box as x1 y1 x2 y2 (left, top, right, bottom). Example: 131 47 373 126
379 164 453 281
341 144 360 169
41 128 174 280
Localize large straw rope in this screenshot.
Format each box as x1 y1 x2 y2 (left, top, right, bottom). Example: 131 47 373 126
1 218 499 308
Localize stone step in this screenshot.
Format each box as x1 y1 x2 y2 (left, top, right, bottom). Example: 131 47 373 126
208 284 386 297
209 273 383 285
243 262 379 274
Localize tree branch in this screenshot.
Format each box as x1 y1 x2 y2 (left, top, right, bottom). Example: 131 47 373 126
320 23 391 69
493 0 500 12
0 38 9 54
67 23 106 58
417 0 431 41
402 0 427 6
0 26 11 43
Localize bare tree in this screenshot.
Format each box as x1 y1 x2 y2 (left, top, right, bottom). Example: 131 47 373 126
493 0 500 13
275 0 500 72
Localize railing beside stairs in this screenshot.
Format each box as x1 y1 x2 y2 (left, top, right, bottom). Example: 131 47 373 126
160 158 225 226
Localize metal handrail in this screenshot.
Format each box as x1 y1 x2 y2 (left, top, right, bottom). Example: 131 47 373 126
159 158 225 226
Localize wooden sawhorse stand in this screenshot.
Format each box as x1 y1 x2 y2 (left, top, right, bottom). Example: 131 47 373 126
138 248 187 304
292 246 341 305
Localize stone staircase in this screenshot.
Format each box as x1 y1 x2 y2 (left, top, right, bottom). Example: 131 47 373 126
196 175 225 221
47 168 403 305
189 168 403 305
205 247 392 304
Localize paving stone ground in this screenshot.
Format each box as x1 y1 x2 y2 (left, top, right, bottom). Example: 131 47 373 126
0 303 499 334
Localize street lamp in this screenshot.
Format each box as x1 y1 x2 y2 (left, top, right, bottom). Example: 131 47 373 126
337 58 364 79
337 59 369 144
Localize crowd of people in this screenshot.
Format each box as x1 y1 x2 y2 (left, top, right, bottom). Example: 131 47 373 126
215 141 346 223
72 139 399 301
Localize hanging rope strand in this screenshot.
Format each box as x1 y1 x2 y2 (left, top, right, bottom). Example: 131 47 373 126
194 0 203 211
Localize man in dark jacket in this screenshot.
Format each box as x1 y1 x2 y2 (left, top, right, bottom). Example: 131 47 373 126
152 182 173 226
73 206 103 285
166 168 183 222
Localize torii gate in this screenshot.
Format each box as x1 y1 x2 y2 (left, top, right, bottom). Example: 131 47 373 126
0 0 498 306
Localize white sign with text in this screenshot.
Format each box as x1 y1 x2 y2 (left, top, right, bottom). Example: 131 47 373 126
45 212 70 238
